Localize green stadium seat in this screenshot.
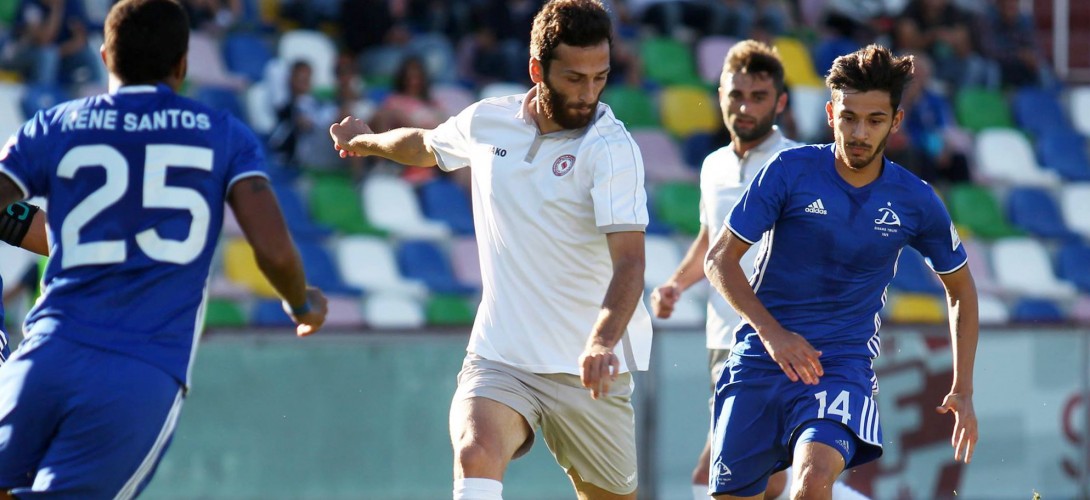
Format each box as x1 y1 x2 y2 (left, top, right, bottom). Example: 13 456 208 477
654 182 701 235
955 87 1014 133
947 184 1021 240
307 174 386 236
204 299 248 328
0 0 17 26
602 86 658 129
640 37 702 87
425 294 475 326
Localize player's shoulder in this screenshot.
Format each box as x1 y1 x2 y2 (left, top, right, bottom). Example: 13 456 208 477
475 94 522 114
885 158 940 199
762 143 830 175
584 105 641 162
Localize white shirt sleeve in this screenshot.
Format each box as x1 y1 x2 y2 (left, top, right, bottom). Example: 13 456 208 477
590 133 648 233
426 102 477 172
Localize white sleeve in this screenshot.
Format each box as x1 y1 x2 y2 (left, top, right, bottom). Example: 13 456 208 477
426 102 477 172
590 133 648 233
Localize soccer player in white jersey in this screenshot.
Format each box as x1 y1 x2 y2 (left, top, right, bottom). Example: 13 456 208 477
703 44 979 499
0 1 328 497
330 1 651 498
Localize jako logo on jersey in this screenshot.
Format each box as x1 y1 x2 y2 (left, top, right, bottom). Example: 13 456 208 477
490 146 507 157
805 198 827 215
553 154 575 176
712 457 733 486
874 203 901 226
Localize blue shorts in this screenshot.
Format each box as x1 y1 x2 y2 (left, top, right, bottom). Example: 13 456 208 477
709 357 883 496
0 334 184 498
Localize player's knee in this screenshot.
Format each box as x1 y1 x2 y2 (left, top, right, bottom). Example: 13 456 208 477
792 462 840 499
453 441 505 476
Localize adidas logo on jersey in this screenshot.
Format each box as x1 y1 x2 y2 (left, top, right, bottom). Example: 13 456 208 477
805 199 828 215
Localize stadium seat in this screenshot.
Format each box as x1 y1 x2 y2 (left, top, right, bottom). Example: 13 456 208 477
432 83 476 118
244 82 277 135
187 32 247 90
20 83 67 117
223 238 279 298
890 248 944 295
192 86 247 123
273 184 334 241
696 36 737 84
961 239 1003 296
1069 86 1090 137
1011 87 1069 138
973 128 1060 186
334 236 427 297
991 237 1077 300
1010 298 1066 323
250 299 295 327
449 236 482 289
425 294 476 326
788 85 831 143
1006 187 1077 240
644 234 683 289
277 30 338 90
955 87 1014 133
363 293 425 329
207 272 252 301
308 175 385 236
0 82 26 139
773 36 825 88
682 132 717 170
631 129 697 183
362 175 451 240
1072 295 1090 323
323 295 366 328
223 32 274 83
1036 130 1090 181
886 293 946 324
947 184 1020 240
297 241 362 296
1057 242 1090 294
640 37 702 86
1059 183 1090 239
814 37 861 77
645 207 674 235
397 240 477 295
654 181 701 235
418 179 474 236
659 85 720 138
204 298 247 328
479 82 527 100
978 294 1010 325
601 86 659 130
222 206 244 238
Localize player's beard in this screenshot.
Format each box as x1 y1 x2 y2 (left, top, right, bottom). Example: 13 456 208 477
727 105 776 143
539 76 597 130
839 128 891 171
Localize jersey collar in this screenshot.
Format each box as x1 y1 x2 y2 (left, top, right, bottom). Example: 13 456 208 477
517 86 599 139
114 83 173 95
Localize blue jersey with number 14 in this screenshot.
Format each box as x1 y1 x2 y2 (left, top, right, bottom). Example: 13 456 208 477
0 84 267 386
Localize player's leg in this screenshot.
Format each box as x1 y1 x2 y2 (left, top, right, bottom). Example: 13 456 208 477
788 421 851 500
567 468 635 500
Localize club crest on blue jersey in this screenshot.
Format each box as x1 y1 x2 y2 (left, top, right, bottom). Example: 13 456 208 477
874 202 901 226
552 154 575 176
712 457 733 486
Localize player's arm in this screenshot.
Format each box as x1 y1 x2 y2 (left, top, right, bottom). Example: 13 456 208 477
0 175 23 211
0 201 46 256
650 224 709 319
580 231 645 400
227 176 327 336
704 228 823 385
935 265 979 463
328 116 438 167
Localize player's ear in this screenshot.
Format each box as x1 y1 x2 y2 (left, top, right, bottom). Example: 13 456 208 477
891 107 904 134
529 57 544 84
99 44 106 66
174 52 188 83
775 89 788 115
825 100 834 127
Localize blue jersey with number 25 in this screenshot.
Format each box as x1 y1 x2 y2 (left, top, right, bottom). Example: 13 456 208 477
0 84 267 387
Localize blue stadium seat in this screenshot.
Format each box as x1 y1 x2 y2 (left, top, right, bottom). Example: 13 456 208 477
396 240 477 295
1057 242 1090 294
272 184 334 241
1006 187 1077 240
682 132 717 170
1011 298 1066 323
193 86 246 122
1036 130 1090 181
645 208 673 236
297 241 363 297
223 32 273 83
20 83 68 117
890 248 944 295
250 299 295 327
418 179 474 235
1012 87 1070 138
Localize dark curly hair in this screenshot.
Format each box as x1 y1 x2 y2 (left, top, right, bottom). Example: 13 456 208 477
530 0 613 75
826 44 914 111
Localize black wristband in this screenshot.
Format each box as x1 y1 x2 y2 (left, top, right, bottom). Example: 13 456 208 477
0 202 39 246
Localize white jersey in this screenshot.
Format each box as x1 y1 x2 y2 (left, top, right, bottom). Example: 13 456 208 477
700 127 798 349
427 88 653 374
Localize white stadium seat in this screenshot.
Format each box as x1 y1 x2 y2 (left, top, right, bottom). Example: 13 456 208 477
361 175 451 240
991 237 1077 300
334 236 427 297
974 128 1060 186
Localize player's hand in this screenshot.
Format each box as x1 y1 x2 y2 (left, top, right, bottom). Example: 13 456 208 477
578 340 619 400
288 287 328 337
759 328 823 385
650 283 681 318
936 392 977 463
329 116 372 158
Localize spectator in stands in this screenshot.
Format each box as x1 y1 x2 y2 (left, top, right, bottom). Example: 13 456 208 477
1 0 102 86
269 60 338 169
894 0 998 90
980 0 1053 89
281 0 340 29
334 54 376 179
339 0 408 58
180 0 242 34
457 23 516 87
372 56 451 183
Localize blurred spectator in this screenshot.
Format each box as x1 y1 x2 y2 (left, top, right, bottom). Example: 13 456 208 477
980 0 1053 89
281 0 340 29
894 0 998 90
340 0 408 58
457 23 516 87
372 56 450 183
1 0 101 86
181 0 242 34
333 54 376 179
268 60 338 169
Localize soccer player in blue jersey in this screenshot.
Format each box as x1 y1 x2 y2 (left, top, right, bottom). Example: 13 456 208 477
0 1 328 498
704 44 979 499
0 202 47 366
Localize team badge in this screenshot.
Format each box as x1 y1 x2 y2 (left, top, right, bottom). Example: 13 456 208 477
552 154 575 176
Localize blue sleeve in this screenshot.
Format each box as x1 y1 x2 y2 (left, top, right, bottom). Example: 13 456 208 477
910 187 968 274
0 112 50 199
225 116 268 188
726 154 790 244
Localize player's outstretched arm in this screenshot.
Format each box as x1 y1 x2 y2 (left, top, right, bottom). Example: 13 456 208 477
580 231 645 400
651 225 710 319
20 207 48 256
704 229 823 385
0 201 47 256
935 266 979 463
328 116 438 167
228 176 327 336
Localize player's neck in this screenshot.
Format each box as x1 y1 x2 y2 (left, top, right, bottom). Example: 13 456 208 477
529 99 563 135
730 129 775 158
108 74 182 93
833 149 884 187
